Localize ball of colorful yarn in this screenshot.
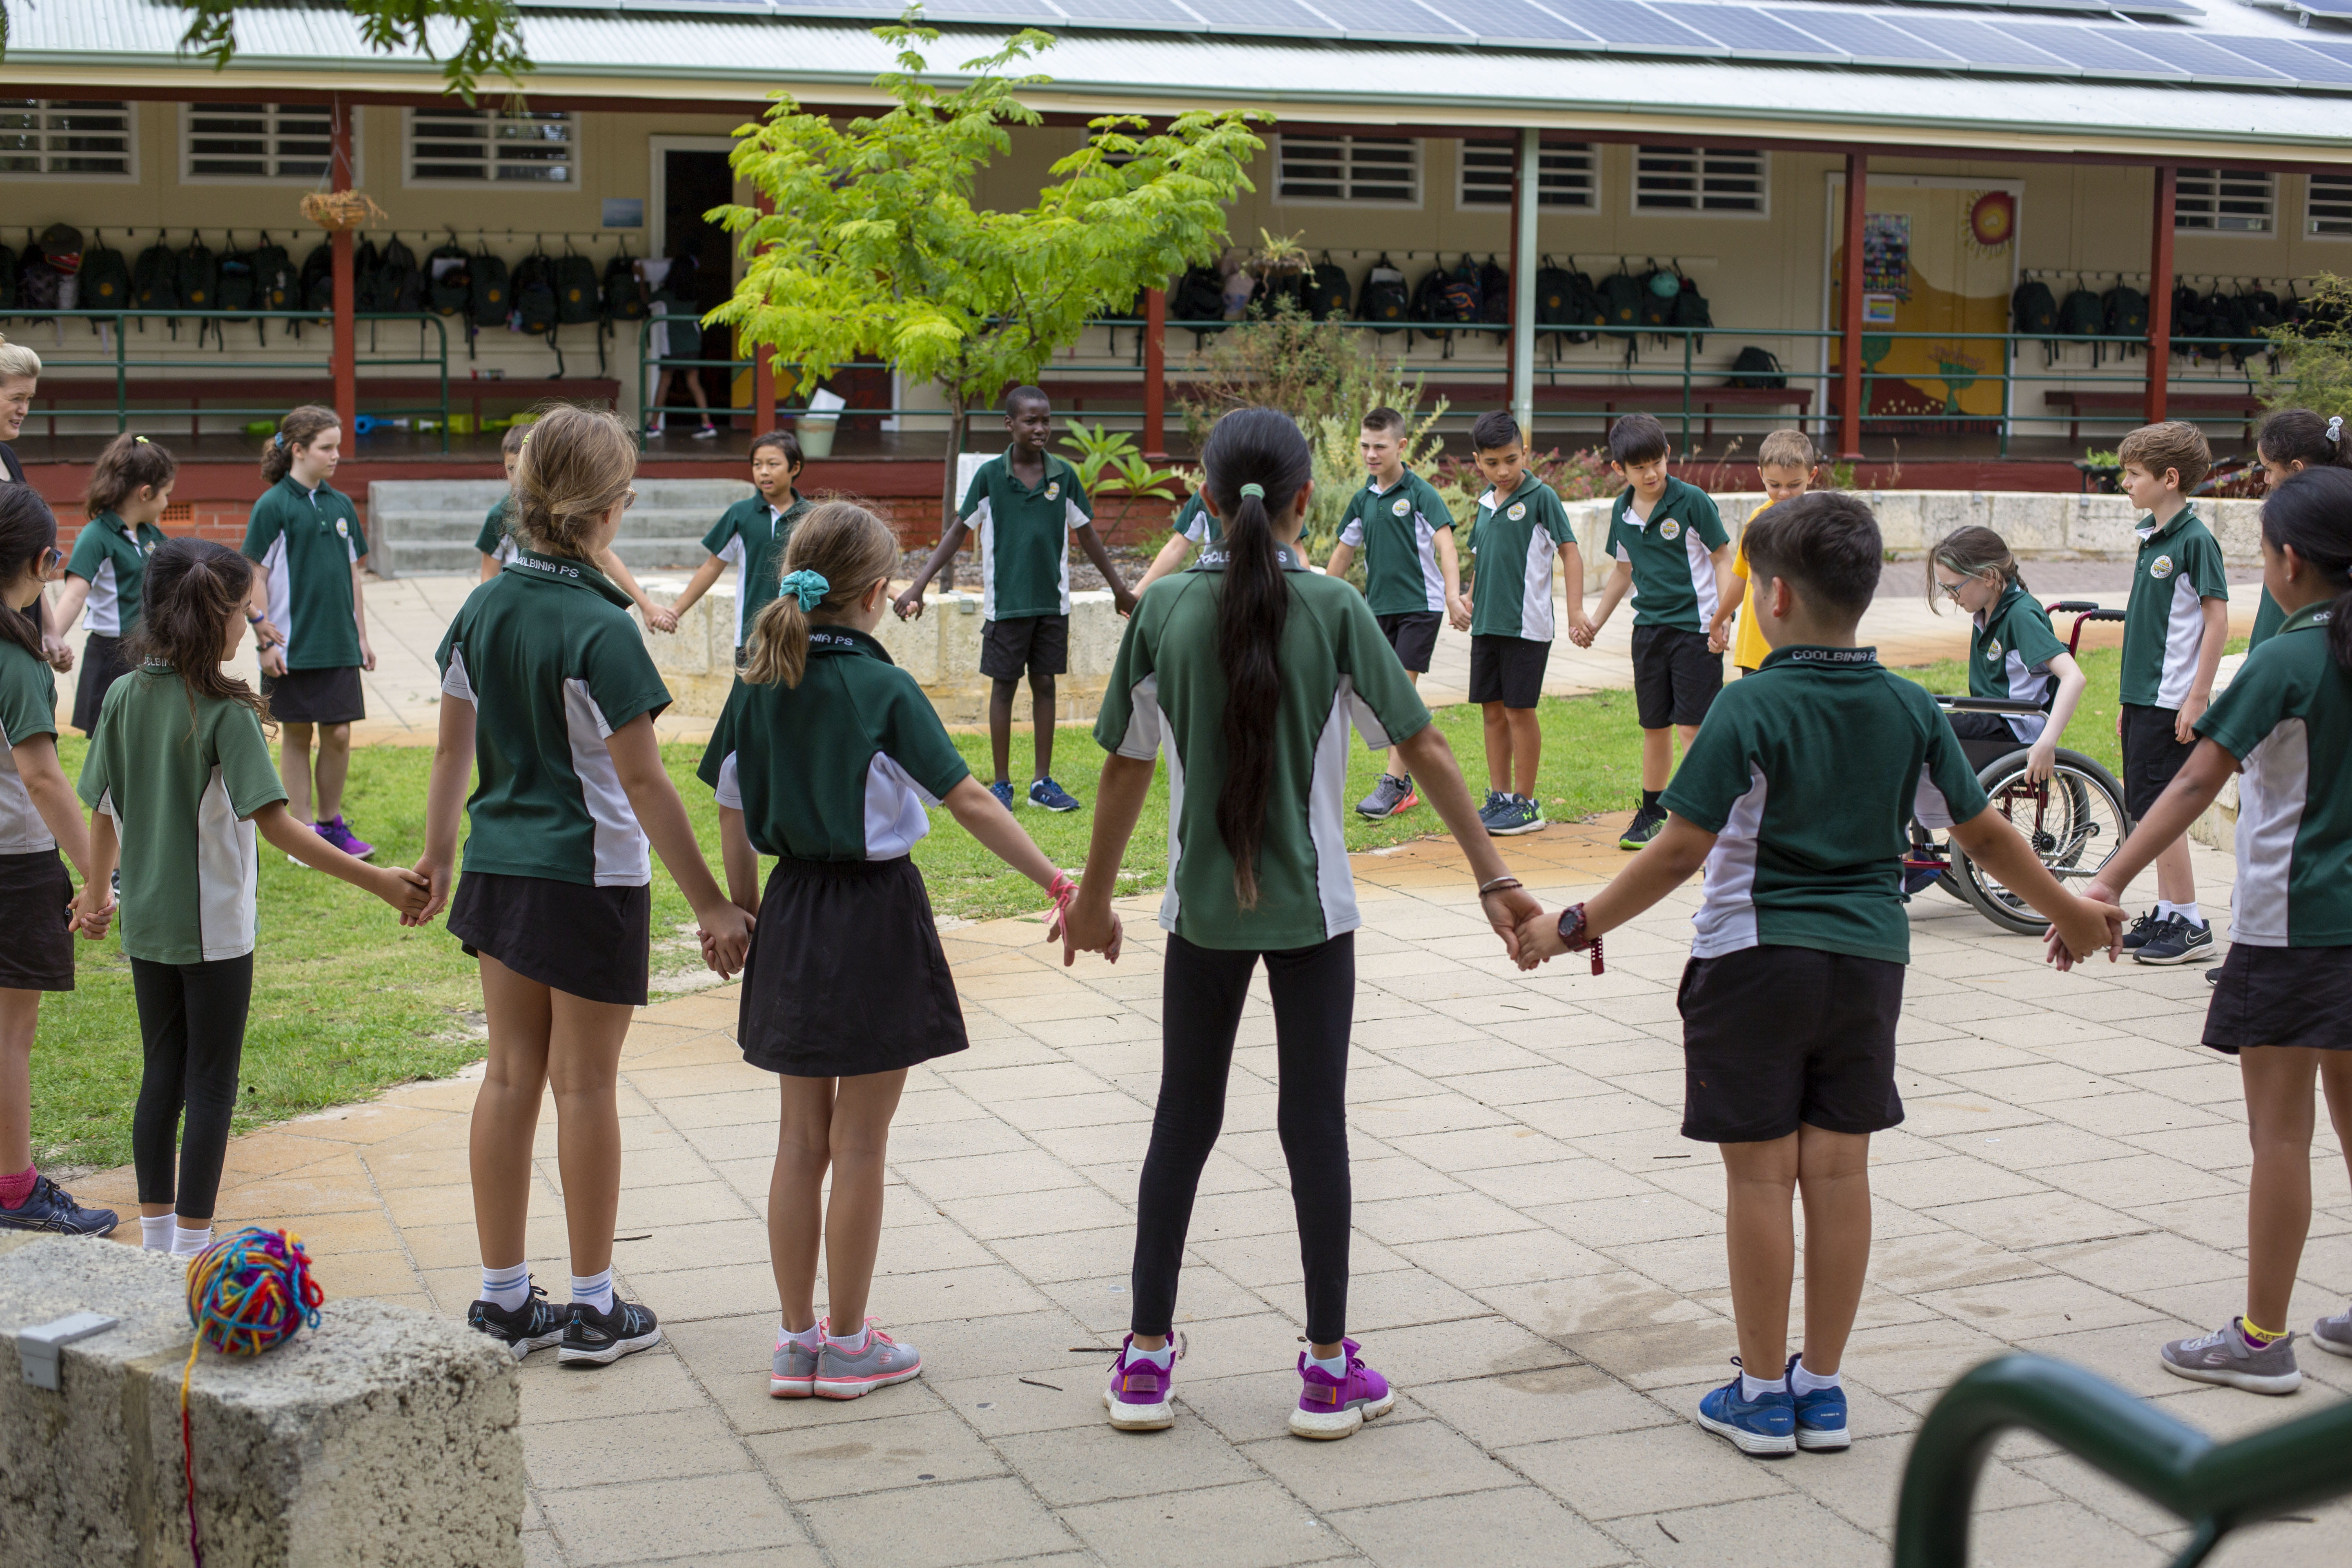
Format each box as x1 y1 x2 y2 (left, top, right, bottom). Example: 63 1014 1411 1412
185 1226 324 1357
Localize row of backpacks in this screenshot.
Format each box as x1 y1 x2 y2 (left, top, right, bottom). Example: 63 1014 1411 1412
2009 272 2334 369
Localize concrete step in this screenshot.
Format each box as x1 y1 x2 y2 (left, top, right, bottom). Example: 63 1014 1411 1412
386 538 713 576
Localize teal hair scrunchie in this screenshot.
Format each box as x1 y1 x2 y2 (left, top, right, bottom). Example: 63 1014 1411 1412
778 568 830 610
1238 483 1265 500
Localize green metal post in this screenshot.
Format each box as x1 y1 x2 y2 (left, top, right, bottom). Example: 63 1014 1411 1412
1680 330 1693 452
114 319 127 434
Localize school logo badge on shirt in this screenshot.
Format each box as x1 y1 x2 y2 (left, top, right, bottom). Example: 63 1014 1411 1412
1045 481 1062 501
335 518 350 538
1392 497 1411 517
1985 638 2002 659
1507 502 1527 521
2151 555 2174 579
1661 519 1682 540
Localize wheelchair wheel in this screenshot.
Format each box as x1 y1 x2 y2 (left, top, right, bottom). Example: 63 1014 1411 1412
1949 748 2130 936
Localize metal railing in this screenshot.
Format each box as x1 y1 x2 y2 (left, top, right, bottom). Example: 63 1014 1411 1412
7 308 452 451
1895 1354 2352 1568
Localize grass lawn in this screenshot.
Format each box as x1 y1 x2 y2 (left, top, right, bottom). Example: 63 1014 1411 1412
32 638 2136 1170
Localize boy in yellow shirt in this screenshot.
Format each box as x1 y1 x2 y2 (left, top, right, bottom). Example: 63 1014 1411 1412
1708 429 1818 674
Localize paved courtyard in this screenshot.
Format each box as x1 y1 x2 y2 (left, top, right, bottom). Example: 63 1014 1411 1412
72 819 2352 1568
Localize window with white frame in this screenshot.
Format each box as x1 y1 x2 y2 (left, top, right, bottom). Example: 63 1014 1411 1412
0 100 134 178
408 106 575 185
1633 147 1766 214
183 102 339 182
1274 136 1419 206
2176 168 2274 234
2306 172 2352 238
1457 141 1597 211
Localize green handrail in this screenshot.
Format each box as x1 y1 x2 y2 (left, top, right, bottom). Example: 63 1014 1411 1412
1895 1354 2352 1568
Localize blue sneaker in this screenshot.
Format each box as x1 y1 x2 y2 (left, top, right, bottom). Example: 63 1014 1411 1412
1029 777 1082 813
0 1174 118 1237
1695 1361 1796 1455
989 780 1016 810
1785 1354 1849 1451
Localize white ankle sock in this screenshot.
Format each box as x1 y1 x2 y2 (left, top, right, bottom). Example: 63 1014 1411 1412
171 1224 213 1258
481 1263 530 1312
779 1323 823 1350
1128 1341 1173 1368
139 1214 173 1251
1309 1350 1348 1380
1789 1361 1841 1395
569 1269 613 1316
825 1325 869 1352
1740 1372 1787 1402
2158 900 2205 927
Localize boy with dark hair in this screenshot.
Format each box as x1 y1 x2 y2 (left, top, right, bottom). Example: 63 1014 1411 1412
667 429 811 657
1459 410 1583 836
1515 490 2121 1457
1325 405 1464 819
1576 412 1735 849
895 386 1136 811
2113 419 2229 965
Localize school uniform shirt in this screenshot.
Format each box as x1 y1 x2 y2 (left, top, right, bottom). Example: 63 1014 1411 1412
241 475 367 671
1609 476 1729 634
704 493 811 648
2120 506 2228 710
437 550 672 888
1468 474 1577 641
0 637 59 853
2249 588 2286 651
697 627 970 861
76 664 287 964
2194 602 2352 947
1970 584 2069 742
1175 494 1217 546
961 450 1091 622
1096 544 1432 951
1662 644 1990 965
473 496 517 566
1338 470 1454 617
1728 505 1772 671
65 511 167 638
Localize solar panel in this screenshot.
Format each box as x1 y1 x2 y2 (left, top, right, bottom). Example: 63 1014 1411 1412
2243 0 2352 15
1049 0 1207 25
1542 0 1725 52
2012 23 2187 78
1762 9 1955 62
1883 14 2074 71
2089 25 2293 82
2290 34 2352 73
2226 33 2352 85
1654 4 1847 56
1455 0 1604 45
904 0 1070 19
1336 0 1477 39
1164 0 1343 32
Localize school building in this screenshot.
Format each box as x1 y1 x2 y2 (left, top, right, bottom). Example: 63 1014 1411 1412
5 0 2352 548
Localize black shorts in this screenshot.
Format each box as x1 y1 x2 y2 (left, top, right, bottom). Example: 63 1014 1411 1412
0 850 74 991
448 869 651 1007
1944 710 2021 742
261 664 366 726
1376 611 1443 675
71 631 134 736
2203 943 2352 1054
2119 703 2194 823
1678 944 1906 1143
1469 633 1548 709
980 615 1069 682
1630 624 1722 731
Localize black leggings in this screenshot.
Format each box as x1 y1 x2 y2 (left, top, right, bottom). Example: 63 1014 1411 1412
129 953 254 1217
1133 932 1355 1345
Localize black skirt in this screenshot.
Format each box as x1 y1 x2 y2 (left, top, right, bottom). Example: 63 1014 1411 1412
448 869 651 1007
0 850 75 991
71 632 135 736
737 855 969 1078
260 664 366 725
2203 942 2352 1054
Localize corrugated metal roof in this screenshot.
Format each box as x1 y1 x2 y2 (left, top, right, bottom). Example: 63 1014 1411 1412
6 0 2351 154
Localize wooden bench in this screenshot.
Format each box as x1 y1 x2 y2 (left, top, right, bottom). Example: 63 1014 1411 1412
29 376 621 438
1038 378 1811 443
2043 390 2261 444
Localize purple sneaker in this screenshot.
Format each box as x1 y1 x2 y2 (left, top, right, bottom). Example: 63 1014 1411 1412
1290 1338 1395 1439
1102 1333 1176 1431
315 815 374 860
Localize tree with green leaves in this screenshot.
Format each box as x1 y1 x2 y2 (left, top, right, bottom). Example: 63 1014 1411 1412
708 20 1264 525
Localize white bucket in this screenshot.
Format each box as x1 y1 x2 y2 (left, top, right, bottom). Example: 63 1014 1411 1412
799 387 846 459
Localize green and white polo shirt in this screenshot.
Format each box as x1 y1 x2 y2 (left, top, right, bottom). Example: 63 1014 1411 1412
437 550 673 888
697 626 971 861
1969 584 2069 742
1608 475 1729 633
704 492 812 648
2120 506 2228 710
2194 603 2352 947
1661 644 1991 964
960 450 1092 623
1468 474 1577 641
1096 546 1432 950
0 637 59 854
473 496 517 566
65 511 167 638
1175 494 1218 547
241 475 367 670
77 664 287 963
2250 587 2286 652
1338 469 1454 617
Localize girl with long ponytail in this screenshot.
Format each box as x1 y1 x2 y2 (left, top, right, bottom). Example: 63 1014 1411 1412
2080 465 2352 1393
1065 405 1540 1439
2251 410 2352 649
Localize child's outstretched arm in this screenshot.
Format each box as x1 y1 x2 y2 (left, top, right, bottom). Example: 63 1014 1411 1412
1515 811 1716 967
604 713 753 978
1577 560 1633 646
1132 534 1195 599
893 521 972 621
1074 523 1138 617
2176 595 2231 742
939 775 1105 957
1949 804 2123 968
2026 651 2089 783
1325 540 1358 584
2061 738 2234 965
1394 723 1544 956
410 689 477 924
664 554 728 619
1064 754 1154 965
599 549 678 634
254 802 428 917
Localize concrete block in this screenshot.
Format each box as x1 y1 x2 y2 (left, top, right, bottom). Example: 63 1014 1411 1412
1989 490 2067 553
2209 497 2264 562
0 1233 522 1568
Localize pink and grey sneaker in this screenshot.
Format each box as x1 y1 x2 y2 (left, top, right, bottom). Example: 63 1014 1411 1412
770 1330 820 1398
315 815 374 860
1290 1338 1395 1440
811 1318 922 1399
1102 1332 1177 1431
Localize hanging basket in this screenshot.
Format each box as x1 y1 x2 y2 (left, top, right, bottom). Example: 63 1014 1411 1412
298 190 387 233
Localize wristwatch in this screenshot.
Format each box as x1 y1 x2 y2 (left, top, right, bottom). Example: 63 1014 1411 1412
1556 902 1592 949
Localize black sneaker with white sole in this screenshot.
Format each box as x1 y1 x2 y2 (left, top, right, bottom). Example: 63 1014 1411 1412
467 1283 568 1361
2121 909 2163 951
559 1296 663 1366
2135 917 2216 966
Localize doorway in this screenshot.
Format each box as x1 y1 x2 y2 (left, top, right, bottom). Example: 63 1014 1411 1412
652 144 737 431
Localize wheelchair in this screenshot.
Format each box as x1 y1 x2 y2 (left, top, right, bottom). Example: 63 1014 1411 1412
1904 602 2132 936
